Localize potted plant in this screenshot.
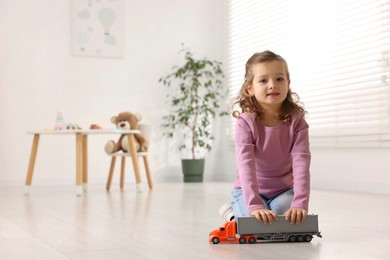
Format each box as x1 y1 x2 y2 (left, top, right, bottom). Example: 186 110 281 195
159 45 228 182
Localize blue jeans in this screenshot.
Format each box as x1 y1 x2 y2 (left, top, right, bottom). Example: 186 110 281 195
231 188 294 217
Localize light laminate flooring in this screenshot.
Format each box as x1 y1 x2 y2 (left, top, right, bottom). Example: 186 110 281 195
0 182 390 260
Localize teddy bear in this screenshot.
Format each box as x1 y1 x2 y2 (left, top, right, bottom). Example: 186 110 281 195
104 112 148 154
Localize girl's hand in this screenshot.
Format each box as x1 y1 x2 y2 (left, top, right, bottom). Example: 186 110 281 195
284 208 307 225
250 209 279 224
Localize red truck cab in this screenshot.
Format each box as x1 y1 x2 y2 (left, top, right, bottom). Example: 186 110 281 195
209 221 255 244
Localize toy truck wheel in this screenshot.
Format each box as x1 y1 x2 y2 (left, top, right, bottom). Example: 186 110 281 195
239 237 246 244
288 235 296 242
248 237 256 244
297 235 304 242
212 237 220 244
305 235 313 242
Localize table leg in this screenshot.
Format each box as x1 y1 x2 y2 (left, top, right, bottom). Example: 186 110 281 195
75 133 83 196
127 134 143 192
24 134 40 195
82 135 88 192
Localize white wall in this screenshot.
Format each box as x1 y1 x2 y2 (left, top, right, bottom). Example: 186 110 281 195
0 0 228 186
310 147 390 194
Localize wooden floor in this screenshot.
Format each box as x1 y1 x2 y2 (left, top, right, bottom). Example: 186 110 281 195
0 182 390 260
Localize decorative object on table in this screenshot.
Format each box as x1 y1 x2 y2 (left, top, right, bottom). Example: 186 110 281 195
71 0 124 58
54 111 81 130
90 124 103 130
54 111 66 130
66 123 82 130
159 45 229 182
104 112 148 154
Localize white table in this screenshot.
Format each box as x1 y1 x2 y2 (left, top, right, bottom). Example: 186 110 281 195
25 129 142 196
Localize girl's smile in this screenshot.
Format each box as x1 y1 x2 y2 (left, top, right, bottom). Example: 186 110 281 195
267 92 280 97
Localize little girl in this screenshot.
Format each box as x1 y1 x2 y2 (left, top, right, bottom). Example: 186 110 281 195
222 50 311 225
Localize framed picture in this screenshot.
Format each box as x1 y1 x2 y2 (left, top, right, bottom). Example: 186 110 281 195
72 0 124 58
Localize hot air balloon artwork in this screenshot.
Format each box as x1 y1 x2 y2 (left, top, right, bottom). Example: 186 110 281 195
72 0 124 58
98 8 116 35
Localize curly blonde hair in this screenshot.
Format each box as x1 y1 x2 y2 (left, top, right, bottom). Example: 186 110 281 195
232 50 306 122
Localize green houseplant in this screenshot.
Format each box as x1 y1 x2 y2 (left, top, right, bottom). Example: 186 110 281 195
159 46 228 182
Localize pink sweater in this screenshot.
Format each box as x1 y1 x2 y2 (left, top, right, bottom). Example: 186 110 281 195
233 111 311 213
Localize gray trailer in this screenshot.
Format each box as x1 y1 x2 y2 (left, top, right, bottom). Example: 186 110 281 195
236 214 322 242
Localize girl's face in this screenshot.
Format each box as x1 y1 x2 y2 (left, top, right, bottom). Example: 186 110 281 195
247 60 290 111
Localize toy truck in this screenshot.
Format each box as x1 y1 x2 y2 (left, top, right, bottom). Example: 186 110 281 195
209 214 322 244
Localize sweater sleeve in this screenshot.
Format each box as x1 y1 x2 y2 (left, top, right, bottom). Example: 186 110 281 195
290 117 311 210
235 116 265 213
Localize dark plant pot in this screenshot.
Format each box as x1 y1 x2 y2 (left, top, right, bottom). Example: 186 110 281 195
181 159 205 182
